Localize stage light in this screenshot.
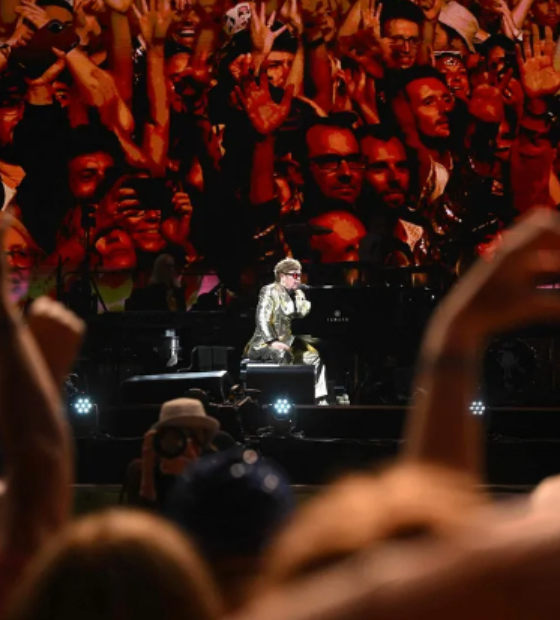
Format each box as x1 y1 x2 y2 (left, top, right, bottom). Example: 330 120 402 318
66 392 99 436
470 401 486 416
272 398 293 419
73 395 94 415
267 398 297 436
65 376 99 436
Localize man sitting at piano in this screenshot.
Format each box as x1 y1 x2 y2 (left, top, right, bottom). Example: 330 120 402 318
244 258 328 405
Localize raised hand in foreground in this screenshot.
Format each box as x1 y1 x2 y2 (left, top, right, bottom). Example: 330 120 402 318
406 209 560 478
0 215 85 616
27 297 85 389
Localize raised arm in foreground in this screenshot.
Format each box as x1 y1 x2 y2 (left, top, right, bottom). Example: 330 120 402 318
0 216 85 562
405 209 560 478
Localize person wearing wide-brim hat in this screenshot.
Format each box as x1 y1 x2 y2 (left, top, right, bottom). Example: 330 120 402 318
151 398 220 447
122 398 220 508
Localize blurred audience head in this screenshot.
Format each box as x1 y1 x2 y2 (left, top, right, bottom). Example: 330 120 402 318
6 509 222 620
165 448 295 610
260 462 483 588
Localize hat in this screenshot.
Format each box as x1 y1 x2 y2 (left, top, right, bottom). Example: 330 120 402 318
222 2 252 38
438 1 480 53
152 398 220 445
165 448 295 558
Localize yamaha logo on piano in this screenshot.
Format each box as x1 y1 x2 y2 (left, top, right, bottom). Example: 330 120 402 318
327 310 349 323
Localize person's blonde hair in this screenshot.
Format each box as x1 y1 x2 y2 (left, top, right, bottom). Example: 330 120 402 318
274 258 302 282
259 462 484 588
150 253 177 286
6 509 222 620
0 212 43 265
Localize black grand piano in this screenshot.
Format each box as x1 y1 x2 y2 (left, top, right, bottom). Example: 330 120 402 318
293 262 448 339
290 279 444 402
293 284 441 340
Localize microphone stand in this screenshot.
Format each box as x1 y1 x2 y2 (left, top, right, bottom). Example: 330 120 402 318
73 203 108 316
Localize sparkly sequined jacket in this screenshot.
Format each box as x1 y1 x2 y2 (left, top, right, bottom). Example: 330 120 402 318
245 283 311 354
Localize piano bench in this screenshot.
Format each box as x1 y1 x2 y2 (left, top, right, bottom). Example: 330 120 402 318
240 358 281 383
244 363 315 405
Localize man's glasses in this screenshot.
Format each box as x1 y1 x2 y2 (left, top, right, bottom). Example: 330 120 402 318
388 36 420 49
309 154 365 171
285 272 301 279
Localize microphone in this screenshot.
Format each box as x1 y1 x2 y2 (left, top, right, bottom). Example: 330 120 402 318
297 283 311 290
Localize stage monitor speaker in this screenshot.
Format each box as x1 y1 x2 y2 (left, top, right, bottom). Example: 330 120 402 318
246 364 315 405
122 371 232 405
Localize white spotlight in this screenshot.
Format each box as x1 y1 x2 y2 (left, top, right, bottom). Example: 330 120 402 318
73 396 94 416
470 401 486 416
272 398 293 419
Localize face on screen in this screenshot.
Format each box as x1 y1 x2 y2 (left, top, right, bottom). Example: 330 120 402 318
165 53 192 113
435 55 470 100
406 78 454 140
306 126 364 205
382 19 420 70
265 52 295 89
361 136 411 209
309 211 366 262
68 152 116 202
121 209 166 254
4 226 35 302
169 0 202 48
532 0 560 29
0 104 24 147
95 228 137 271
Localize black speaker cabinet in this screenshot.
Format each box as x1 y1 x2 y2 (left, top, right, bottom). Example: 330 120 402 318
246 364 315 405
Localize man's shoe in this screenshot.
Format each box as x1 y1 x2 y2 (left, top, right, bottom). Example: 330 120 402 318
317 398 329 406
